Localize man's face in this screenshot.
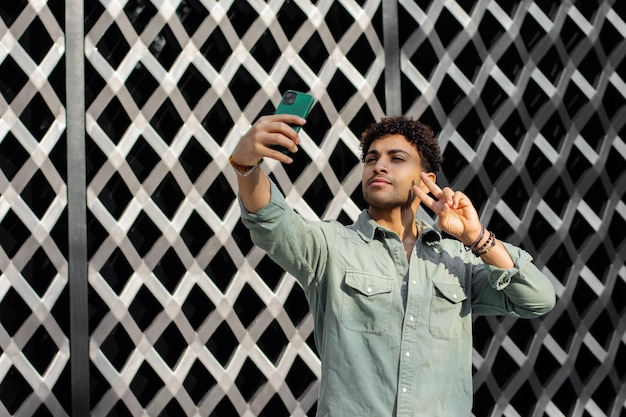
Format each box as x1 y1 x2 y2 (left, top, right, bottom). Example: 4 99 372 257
361 134 425 209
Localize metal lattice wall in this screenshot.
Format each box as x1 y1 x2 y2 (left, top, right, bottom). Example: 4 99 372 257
0 0 71 415
0 1 624 416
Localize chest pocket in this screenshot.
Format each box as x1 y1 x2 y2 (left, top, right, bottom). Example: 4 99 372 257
341 271 393 334
429 281 470 340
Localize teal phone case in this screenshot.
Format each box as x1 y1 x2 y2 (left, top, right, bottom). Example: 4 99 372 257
272 90 314 153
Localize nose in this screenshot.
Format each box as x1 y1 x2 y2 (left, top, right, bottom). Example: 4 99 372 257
374 157 388 173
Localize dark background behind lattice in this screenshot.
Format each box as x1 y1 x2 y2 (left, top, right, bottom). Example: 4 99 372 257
0 0 624 416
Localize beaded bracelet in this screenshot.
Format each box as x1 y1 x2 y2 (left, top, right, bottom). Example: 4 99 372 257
472 231 496 257
473 231 494 256
464 225 485 252
480 235 497 256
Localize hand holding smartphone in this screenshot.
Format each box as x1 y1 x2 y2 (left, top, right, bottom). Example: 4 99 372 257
272 90 314 154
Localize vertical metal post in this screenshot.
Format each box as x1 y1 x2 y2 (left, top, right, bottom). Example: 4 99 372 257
382 0 402 116
66 0 90 414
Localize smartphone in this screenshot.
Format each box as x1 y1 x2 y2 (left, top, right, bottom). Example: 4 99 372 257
272 90 314 153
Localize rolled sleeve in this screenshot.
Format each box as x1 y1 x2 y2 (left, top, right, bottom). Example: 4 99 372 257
476 242 556 317
482 242 531 290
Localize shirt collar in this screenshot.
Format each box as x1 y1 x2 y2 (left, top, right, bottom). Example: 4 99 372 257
350 210 442 245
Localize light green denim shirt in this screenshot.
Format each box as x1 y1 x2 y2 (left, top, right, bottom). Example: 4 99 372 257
240 180 556 417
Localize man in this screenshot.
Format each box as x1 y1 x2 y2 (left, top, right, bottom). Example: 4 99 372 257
230 113 556 416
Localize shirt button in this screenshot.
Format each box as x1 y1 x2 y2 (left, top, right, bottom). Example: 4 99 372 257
402 387 408 393
402 281 407 287
412 280 417 285
367 287 372 293
409 316 414 322
405 352 411 357
453 294 458 299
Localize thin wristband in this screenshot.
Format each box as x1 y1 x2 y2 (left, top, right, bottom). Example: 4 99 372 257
472 231 495 256
464 225 485 252
479 236 497 256
229 155 263 177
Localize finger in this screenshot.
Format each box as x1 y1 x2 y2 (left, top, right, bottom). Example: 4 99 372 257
267 148 295 164
267 113 307 131
451 191 464 209
253 122 300 154
255 140 295 163
254 143 298 164
268 132 299 153
413 184 437 210
256 116 304 140
420 172 443 196
441 187 455 206
269 121 305 147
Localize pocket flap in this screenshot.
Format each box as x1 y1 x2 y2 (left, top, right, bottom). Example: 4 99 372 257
345 271 393 296
433 281 467 304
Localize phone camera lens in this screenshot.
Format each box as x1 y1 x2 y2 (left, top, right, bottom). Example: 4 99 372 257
284 91 296 105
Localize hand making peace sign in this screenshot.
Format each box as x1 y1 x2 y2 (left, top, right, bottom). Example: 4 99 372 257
412 172 483 246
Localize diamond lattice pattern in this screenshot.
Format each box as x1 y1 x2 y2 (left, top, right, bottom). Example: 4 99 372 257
0 0 624 416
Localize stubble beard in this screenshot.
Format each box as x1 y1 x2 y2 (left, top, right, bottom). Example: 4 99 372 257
363 184 416 210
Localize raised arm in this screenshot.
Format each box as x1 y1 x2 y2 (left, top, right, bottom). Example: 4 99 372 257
413 171 514 269
413 172 555 315
231 114 306 213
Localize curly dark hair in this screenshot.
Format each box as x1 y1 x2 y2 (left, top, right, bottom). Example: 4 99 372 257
359 116 442 173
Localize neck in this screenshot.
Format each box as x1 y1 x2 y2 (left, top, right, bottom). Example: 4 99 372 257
368 203 419 241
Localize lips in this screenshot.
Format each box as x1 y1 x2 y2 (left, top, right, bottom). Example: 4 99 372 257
368 176 392 186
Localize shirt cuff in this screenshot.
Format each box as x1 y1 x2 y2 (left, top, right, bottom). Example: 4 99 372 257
483 241 533 290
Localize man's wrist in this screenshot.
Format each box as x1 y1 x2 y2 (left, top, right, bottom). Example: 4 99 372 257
463 225 485 251
463 225 496 256
229 155 263 177
472 230 496 256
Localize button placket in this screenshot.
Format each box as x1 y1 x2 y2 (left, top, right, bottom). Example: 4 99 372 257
396 245 423 414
